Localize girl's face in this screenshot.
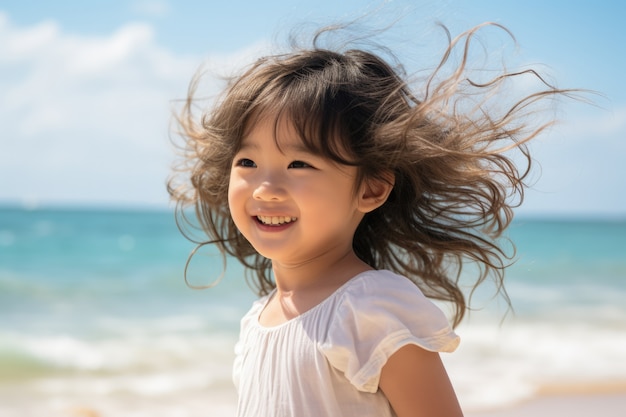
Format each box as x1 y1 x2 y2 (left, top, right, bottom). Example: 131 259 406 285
228 117 366 267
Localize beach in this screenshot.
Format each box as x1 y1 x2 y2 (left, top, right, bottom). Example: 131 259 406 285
4 382 626 417
1 207 625 416
466 392 626 417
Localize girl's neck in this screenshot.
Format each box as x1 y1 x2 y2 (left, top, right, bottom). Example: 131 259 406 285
271 248 371 295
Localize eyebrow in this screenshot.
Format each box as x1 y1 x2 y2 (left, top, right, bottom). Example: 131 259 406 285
239 139 313 154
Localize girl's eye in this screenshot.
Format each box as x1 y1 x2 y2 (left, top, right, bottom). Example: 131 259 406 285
288 160 312 169
235 158 256 168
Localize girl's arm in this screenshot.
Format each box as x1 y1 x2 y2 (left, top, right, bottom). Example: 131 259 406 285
379 344 464 417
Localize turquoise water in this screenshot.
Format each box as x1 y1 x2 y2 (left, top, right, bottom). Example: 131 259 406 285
1 207 625 415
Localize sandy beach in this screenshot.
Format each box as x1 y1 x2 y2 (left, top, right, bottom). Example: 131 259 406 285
466 393 626 417
466 383 626 417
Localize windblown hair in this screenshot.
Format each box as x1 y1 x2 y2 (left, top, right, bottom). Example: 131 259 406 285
169 23 572 326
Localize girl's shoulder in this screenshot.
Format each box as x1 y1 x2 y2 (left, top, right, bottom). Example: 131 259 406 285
331 269 455 335
320 269 460 392
340 269 424 296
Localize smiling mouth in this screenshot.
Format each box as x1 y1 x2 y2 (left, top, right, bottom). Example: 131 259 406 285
256 215 297 225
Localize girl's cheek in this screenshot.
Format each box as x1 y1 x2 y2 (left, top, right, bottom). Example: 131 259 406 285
227 179 237 212
227 176 248 218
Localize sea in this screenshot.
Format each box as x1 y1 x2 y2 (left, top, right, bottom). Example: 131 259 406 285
1 206 625 416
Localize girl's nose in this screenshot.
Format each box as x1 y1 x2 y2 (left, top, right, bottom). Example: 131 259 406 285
252 178 287 201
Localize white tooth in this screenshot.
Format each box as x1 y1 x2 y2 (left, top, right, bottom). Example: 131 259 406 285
257 215 297 225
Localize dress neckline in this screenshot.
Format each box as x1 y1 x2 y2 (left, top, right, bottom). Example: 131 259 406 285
254 269 377 331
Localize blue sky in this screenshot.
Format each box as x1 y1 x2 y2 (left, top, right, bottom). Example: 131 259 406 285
1 0 624 217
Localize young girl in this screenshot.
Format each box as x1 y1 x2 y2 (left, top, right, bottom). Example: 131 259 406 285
169 22 570 417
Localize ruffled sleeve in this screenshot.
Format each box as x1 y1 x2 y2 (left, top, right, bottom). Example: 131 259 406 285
320 270 460 393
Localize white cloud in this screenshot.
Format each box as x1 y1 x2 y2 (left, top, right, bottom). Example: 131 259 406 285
0 12 269 208
513 100 626 217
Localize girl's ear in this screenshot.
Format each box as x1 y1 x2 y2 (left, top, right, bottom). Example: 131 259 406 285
357 172 395 213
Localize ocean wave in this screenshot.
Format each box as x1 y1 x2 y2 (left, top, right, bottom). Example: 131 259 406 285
0 330 237 381
445 316 626 410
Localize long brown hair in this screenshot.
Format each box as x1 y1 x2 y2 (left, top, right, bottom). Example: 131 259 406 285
169 23 576 326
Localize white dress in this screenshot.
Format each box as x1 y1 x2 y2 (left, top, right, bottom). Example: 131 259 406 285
233 269 460 417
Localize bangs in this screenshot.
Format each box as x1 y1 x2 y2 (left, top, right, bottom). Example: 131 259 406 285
239 53 370 167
